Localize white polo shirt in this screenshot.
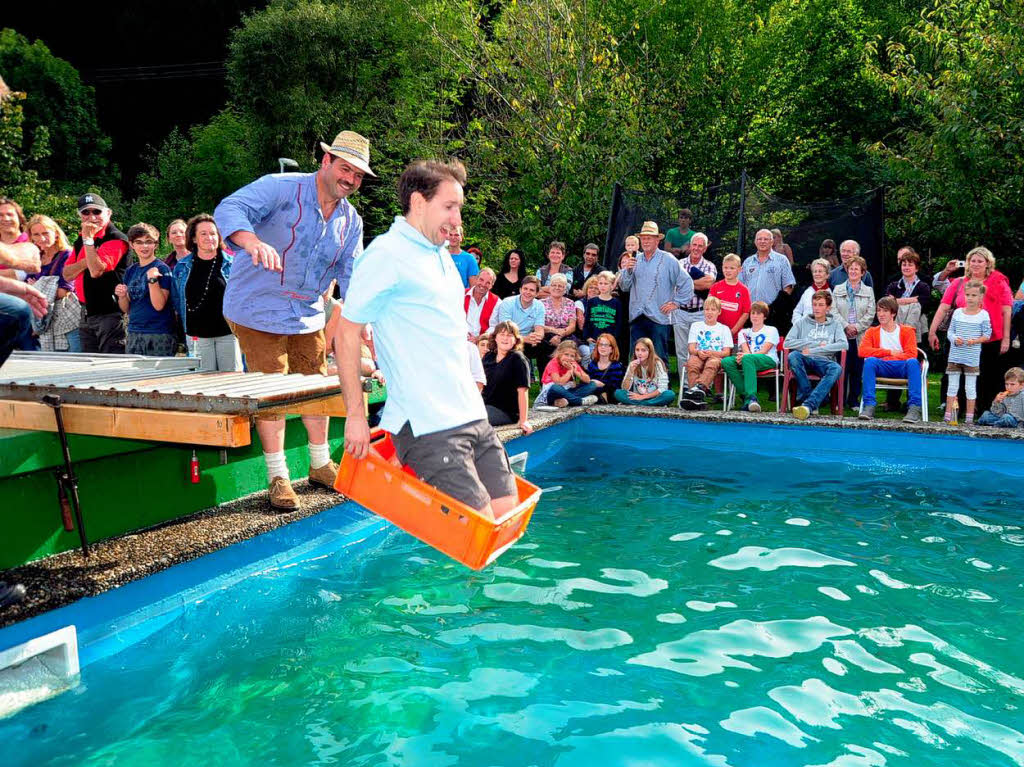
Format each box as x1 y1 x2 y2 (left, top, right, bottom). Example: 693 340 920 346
343 216 487 437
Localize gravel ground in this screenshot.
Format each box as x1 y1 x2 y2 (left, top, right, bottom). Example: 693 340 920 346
2 405 1020 629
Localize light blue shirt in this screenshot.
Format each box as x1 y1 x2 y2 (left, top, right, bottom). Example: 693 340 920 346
616 248 694 325
495 294 546 334
215 172 363 334
739 250 796 304
343 217 486 437
450 250 480 288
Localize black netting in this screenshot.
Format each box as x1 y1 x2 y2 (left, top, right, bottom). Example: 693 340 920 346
604 175 886 287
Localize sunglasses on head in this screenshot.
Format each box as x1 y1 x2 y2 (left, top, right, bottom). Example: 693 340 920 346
80 208 103 216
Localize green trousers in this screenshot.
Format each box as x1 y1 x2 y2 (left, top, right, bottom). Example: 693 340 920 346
721 353 777 401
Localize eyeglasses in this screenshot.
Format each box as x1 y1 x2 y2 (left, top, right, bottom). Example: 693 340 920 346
80 209 103 216
132 239 158 246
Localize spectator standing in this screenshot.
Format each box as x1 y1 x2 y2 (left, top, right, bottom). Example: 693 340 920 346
942 280 992 424
672 232 717 373
115 223 176 356
614 245 637 363
722 301 779 412
586 333 625 403
215 129 371 510
884 246 931 341
447 225 479 288
62 193 129 354
857 296 923 422
481 320 533 432
928 247 1013 415
614 337 675 406
739 228 795 336
496 275 546 363
171 214 242 372
164 219 188 271
792 258 832 326
818 238 839 268
708 253 751 341
493 248 526 299
831 255 876 408
785 290 847 420
771 228 795 265
828 240 875 290
978 367 1024 428
465 267 500 342
680 295 733 409
665 209 696 257
617 221 694 364
536 240 574 298
25 215 80 352
583 271 623 352
572 243 602 298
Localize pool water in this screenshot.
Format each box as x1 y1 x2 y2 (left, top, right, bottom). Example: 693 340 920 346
5 418 1024 766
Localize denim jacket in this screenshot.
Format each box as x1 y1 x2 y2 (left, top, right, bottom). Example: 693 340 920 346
171 252 233 335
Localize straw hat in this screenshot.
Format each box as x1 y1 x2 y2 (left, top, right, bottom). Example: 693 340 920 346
634 221 665 240
319 131 376 177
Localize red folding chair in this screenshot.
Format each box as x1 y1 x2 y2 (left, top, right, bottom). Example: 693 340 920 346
781 347 847 416
724 336 784 412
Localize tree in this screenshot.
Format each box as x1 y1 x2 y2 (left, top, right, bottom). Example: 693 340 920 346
0 28 114 187
866 0 1024 265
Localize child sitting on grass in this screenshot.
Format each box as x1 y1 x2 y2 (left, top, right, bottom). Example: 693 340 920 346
614 337 675 406
681 295 733 410
945 279 991 425
537 339 599 408
978 367 1024 428
586 333 625 403
721 301 778 412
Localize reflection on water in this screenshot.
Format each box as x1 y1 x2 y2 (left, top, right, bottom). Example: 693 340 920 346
4 443 1024 766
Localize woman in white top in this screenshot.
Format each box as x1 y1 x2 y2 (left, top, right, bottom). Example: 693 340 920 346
792 258 832 325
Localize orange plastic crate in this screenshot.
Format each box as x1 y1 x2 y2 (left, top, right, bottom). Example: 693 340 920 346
334 431 541 570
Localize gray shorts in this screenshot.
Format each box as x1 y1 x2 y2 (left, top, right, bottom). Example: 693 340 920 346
392 419 517 511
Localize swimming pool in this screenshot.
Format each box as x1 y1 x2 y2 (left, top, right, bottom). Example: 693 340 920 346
3 415 1023 766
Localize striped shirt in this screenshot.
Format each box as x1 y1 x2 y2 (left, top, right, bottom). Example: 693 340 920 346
679 256 717 311
739 251 795 304
947 308 991 367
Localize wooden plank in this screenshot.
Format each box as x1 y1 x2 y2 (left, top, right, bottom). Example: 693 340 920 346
0 400 251 447
260 393 365 418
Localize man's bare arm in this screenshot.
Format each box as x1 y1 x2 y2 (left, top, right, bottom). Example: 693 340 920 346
337 316 372 458
0 241 40 272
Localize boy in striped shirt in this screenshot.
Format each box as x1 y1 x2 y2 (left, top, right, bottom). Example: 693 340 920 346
945 280 992 424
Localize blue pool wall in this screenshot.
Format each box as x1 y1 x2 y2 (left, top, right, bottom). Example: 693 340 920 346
3 415 1023 669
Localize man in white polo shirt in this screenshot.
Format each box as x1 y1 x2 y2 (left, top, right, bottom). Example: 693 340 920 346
337 159 518 520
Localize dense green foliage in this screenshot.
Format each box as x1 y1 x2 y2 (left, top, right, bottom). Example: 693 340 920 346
2 0 1022 276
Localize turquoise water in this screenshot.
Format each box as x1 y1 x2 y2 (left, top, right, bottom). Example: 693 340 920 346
5 422 1024 766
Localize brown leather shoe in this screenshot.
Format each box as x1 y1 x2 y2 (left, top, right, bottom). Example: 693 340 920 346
268 476 300 511
308 460 340 491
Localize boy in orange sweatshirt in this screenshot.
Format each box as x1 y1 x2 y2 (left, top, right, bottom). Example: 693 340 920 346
858 295 922 422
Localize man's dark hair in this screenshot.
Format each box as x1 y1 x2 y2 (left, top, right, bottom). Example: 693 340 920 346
877 295 899 315
398 159 467 215
185 213 222 254
126 222 159 243
812 288 833 307
678 208 693 220
0 197 26 231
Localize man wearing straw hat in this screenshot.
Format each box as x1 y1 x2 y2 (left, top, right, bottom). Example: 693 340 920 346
215 130 373 511
617 221 694 364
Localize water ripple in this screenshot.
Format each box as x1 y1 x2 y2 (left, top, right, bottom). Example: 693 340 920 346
720 705 819 748
709 546 856 571
553 722 733 767
436 622 632 651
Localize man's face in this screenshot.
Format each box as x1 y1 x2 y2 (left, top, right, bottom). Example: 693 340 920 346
689 237 707 260
476 271 494 293
876 306 893 325
519 282 538 302
448 227 463 251
679 214 691 229
811 297 829 320
418 180 464 247
839 243 857 266
80 206 111 230
639 234 660 253
320 156 365 200
0 204 19 235
583 248 599 267
754 231 772 252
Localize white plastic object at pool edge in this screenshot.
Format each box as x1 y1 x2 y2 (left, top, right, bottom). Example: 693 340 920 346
0 625 80 719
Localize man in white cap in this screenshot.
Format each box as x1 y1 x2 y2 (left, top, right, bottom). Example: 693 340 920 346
214 130 373 511
617 221 694 364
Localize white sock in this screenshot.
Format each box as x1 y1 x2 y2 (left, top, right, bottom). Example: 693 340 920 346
308 442 331 470
264 451 289 481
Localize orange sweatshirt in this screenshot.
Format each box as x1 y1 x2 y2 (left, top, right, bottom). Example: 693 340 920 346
858 324 916 360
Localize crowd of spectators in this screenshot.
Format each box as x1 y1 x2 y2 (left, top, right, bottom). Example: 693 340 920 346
3 190 1023 435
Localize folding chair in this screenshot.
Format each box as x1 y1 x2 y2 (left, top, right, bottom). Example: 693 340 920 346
781 348 847 416
724 336 784 412
858 347 930 421
678 365 728 411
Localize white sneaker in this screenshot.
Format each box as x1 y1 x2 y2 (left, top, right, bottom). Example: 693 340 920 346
581 395 599 406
